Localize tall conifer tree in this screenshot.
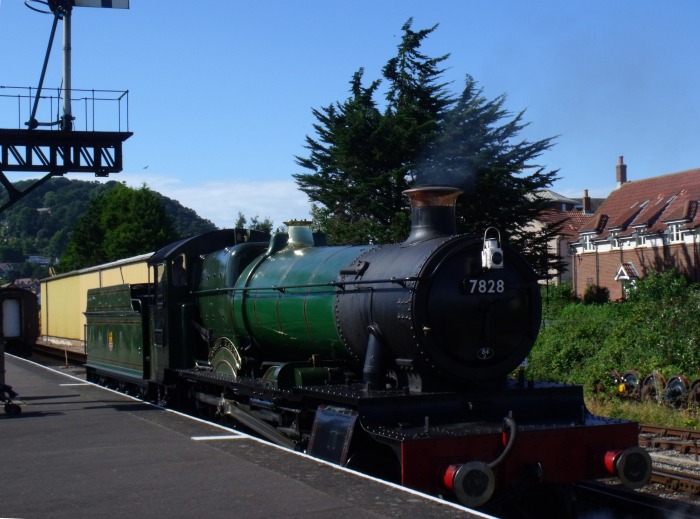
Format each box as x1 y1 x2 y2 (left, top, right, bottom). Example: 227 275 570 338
294 18 563 277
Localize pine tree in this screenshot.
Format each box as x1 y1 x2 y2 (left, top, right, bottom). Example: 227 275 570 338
295 19 452 244
415 75 561 274
294 19 562 277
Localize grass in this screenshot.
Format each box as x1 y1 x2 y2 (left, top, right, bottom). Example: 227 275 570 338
586 396 700 430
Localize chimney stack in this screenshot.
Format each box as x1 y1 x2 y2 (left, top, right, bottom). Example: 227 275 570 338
582 189 591 213
402 186 462 244
616 156 627 186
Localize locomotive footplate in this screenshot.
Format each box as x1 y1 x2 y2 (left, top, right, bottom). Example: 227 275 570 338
173 367 649 507
175 367 603 432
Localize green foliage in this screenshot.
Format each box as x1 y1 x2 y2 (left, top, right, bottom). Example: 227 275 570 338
0 178 216 281
294 18 560 276
59 183 179 271
158 194 217 237
529 270 700 393
234 211 275 235
586 398 700 430
530 303 624 388
541 283 578 321
417 77 560 275
583 284 610 305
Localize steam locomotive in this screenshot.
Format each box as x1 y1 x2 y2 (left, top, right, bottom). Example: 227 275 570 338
84 186 651 513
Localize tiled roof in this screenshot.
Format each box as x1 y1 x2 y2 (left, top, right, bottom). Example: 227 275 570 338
577 168 700 240
614 262 640 281
539 209 594 238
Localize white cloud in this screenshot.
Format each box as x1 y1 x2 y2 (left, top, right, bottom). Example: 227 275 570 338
115 172 312 229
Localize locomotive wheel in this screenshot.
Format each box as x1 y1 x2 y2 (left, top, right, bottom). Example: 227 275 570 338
621 370 641 399
688 379 700 408
209 337 243 377
606 369 622 396
640 373 666 403
662 375 690 409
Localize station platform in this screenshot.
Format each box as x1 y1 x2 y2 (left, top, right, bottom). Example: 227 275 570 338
1 355 490 519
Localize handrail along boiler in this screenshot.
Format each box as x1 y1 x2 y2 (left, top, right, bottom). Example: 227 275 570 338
84 186 651 511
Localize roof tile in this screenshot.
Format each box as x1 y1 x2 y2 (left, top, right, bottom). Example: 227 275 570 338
577 168 700 239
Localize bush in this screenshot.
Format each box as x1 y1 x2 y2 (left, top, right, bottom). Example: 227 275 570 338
583 284 610 305
541 282 578 321
529 302 623 389
529 269 700 393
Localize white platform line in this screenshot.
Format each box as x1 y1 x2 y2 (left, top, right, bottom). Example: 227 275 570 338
191 435 246 441
60 383 91 386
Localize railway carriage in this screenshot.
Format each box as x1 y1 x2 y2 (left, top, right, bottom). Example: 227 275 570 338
83 186 651 514
0 286 39 358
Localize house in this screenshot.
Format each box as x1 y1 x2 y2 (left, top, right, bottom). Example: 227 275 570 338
571 157 700 300
529 190 601 285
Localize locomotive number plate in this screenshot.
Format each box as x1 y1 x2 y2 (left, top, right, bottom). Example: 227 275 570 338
463 278 506 294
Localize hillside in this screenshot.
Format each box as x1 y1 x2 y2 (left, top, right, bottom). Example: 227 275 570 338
0 178 217 282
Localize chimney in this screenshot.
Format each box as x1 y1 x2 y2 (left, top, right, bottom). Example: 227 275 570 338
402 186 462 244
616 156 627 186
582 189 591 214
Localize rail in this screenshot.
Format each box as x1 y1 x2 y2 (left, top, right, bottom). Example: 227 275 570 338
639 424 700 442
0 85 129 132
650 467 700 494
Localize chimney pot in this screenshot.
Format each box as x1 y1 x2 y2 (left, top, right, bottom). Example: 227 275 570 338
583 189 591 213
616 156 627 186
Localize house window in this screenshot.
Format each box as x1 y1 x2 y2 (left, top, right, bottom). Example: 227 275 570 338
635 233 647 247
611 232 619 249
583 235 595 252
669 223 683 243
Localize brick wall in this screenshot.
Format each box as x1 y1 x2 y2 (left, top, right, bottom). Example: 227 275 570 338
573 242 700 300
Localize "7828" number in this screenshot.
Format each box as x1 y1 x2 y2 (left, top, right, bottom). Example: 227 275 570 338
466 279 505 294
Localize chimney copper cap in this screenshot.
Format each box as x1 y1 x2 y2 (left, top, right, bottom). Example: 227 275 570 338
403 186 463 207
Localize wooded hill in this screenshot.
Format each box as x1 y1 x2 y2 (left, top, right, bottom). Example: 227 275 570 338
0 178 216 282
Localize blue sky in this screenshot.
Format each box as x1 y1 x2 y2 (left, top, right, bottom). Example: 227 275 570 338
2 1 700 229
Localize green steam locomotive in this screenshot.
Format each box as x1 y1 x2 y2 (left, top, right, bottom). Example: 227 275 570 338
84 186 650 513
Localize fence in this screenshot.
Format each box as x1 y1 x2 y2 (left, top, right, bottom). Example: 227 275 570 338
0 85 129 133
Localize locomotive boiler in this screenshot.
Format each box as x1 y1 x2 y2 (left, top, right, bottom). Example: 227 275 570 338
197 186 540 391
84 186 651 514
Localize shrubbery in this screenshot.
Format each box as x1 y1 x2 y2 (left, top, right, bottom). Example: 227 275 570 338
529 270 700 394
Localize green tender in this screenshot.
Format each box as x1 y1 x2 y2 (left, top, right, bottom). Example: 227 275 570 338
85 284 145 380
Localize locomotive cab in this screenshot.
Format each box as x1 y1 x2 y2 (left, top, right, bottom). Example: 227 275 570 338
147 228 270 384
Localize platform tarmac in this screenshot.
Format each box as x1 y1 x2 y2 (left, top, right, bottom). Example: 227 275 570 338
1 355 491 519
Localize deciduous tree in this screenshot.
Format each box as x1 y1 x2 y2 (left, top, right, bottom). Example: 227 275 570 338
59 183 177 271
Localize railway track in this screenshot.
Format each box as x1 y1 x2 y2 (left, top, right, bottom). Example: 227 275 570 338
650 467 700 494
640 424 700 442
638 422 700 509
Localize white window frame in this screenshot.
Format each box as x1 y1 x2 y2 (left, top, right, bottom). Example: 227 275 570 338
669 223 683 243
583 234 595 252
635 232 647 247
